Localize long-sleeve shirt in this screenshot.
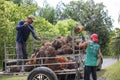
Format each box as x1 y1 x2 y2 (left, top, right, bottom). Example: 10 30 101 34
16 20 38 43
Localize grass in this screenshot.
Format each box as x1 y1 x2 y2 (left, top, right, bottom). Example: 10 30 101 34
103 55 113 58
97 61 120 80
97 69 106 77
102 61 120 80
0 75 27 80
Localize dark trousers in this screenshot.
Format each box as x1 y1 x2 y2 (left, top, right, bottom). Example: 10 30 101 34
84 66 97 80
16 42 28 65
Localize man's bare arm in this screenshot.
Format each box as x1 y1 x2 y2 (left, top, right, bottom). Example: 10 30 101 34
79 41 88 48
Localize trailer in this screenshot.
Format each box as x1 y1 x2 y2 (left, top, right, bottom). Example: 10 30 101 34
3 28 102 80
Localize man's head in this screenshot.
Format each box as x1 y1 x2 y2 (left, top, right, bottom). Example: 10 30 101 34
91 34 98 43
27 16 35 24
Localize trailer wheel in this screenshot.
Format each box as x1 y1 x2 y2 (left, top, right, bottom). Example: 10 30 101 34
27 67 58 80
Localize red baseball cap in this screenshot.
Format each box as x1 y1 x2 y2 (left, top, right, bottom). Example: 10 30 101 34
91 34 98 42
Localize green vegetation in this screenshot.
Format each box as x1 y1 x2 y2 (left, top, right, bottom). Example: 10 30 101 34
111 28 120 61
55 0 112 55
0 0 38 67
97 61 120 80
0 1 119 80
1 75 27 80
103 55 113 58
102 61 120 80
0 0 119 69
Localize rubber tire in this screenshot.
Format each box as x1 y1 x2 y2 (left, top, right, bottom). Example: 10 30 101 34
97 63 102 71
97 57 103 71
27 67 58 80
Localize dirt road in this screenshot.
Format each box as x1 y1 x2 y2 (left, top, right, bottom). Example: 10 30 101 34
102 58 117 69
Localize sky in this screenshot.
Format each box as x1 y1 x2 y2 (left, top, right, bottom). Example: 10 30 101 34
35 0 120 28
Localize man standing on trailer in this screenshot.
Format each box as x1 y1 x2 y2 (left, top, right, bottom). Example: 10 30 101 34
79 33 103 80
16 16 41 66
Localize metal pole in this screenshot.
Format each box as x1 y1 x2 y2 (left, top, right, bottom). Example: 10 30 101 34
4 42 7 72
72 30 75 54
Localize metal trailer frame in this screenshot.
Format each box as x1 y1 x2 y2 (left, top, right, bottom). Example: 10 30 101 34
3 31 85 80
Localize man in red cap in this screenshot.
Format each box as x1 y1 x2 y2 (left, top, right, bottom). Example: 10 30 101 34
16 16 41 67
79 33 102 80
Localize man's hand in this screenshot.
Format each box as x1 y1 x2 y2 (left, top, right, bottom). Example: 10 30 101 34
23 21 29 26
36 37 41 41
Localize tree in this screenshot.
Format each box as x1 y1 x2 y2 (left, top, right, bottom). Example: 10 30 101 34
111 28 120 61
33 18 78 39
55 1 65 20
55 0 113 54
55 19 78 36
0 0 37 67
118 11 120 25
32 16 59 40
36 0 56 24
6 0 22 5
6 0 37 5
